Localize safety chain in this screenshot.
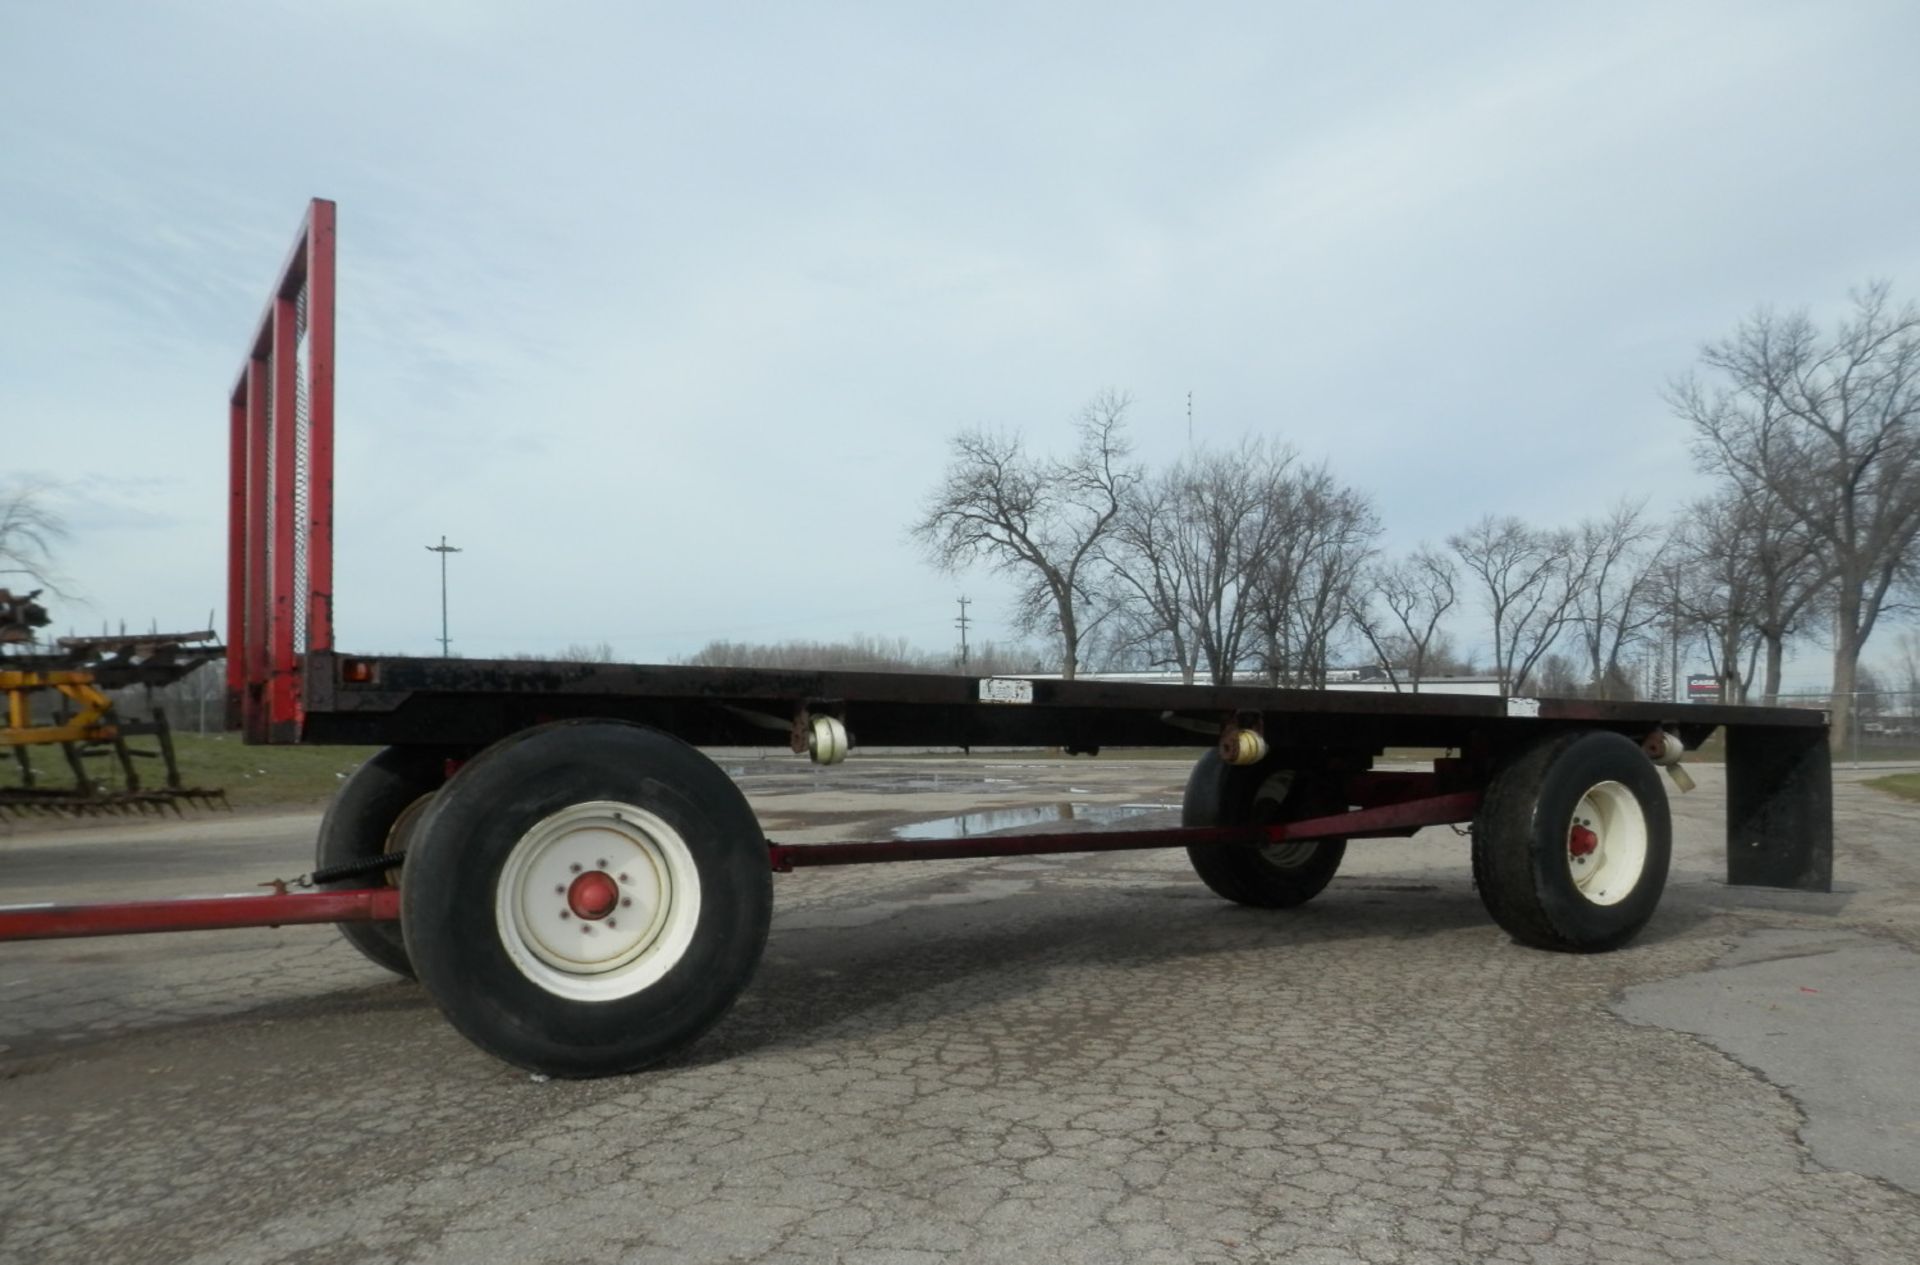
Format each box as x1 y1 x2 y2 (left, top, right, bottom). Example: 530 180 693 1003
268 850 408 893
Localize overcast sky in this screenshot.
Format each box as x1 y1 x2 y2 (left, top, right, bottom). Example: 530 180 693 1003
4 1 1917 688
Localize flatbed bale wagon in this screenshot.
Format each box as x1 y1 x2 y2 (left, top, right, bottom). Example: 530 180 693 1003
0 201 1834 1078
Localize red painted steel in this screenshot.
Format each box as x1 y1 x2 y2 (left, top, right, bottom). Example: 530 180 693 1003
766 790 1482 871
269 292 299 739
228 198 336 742
225 391 247 730
305 199 336 656
0 888 400 942
1330 790 1483 836
244 357 270 742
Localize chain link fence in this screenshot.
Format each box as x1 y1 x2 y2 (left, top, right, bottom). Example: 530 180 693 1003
1772 690 1920 765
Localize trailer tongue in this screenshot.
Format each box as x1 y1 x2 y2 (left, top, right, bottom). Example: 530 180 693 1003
0 200 1834 1078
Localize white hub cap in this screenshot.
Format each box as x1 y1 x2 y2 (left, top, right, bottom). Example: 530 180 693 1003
1566 780 1648 906
1252 771 1319 868
495 801 702 1001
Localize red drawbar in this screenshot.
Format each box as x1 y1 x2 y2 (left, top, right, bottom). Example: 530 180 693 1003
0 888 398 942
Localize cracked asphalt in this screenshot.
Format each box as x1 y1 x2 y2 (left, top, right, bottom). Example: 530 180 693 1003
3 755 1919 1264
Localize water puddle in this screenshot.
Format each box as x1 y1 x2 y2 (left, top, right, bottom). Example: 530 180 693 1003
892 802 1172 840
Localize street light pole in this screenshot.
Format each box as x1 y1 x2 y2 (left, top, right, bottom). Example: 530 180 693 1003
426 535 462 657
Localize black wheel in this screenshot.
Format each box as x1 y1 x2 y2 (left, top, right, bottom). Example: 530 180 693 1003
1471 730 1671 952
316 746 448 978
1183 751 1348 908
400 720 773 1078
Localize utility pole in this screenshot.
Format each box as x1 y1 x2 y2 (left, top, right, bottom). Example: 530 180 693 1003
1669 623 1680 705
955 595 972 670
426 535 462 657
1187 390 1193 447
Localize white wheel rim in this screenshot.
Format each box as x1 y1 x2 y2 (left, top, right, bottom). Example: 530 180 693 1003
1566 780 1648 906
1252 771 1319 868
494 801 702 1002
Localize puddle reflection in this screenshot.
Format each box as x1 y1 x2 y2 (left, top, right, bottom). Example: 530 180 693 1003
892 802 1172 840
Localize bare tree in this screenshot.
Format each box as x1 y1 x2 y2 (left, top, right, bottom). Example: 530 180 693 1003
681 633 1048 675
1854 663 1887 725
1670 499 1761 704
1099 466 1199 682
1253 468 1379 686
1891 627 1920 719
1104 441 1377 688
1734 485 1828 705
913 391 1138 680
1179 440 1305 685
1570 499 1667 699
1449 515 1587 694
139 660 228 733
1348 546 1458 692
1537 652 1582 697
1674 282 1920 736
1670 488 1826 705
0 477 68 595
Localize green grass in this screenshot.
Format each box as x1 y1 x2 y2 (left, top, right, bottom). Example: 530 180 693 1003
1840 745 1920 764
1867 773 1920 802
7 732 381 810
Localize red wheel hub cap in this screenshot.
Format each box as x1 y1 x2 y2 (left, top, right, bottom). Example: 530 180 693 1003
567 870 620 920
1568 824 1599 858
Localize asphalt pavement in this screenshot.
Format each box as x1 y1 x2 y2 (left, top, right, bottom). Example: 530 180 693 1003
2 756 1918 1264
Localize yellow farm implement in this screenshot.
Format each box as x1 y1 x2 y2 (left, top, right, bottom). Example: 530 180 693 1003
1 589 227 817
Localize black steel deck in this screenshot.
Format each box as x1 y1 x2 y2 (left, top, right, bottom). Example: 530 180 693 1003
299 651 1824 753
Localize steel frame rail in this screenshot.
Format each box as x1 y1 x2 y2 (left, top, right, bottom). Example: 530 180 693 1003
767 789 1481 870
0 790 1482 941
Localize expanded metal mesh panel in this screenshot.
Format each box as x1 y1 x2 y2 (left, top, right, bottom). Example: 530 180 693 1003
293 282 311 649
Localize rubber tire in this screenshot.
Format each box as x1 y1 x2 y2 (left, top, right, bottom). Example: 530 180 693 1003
316 746 447 978
1183 751 1348 908
1471 730 1671 952
400 720 773 1078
